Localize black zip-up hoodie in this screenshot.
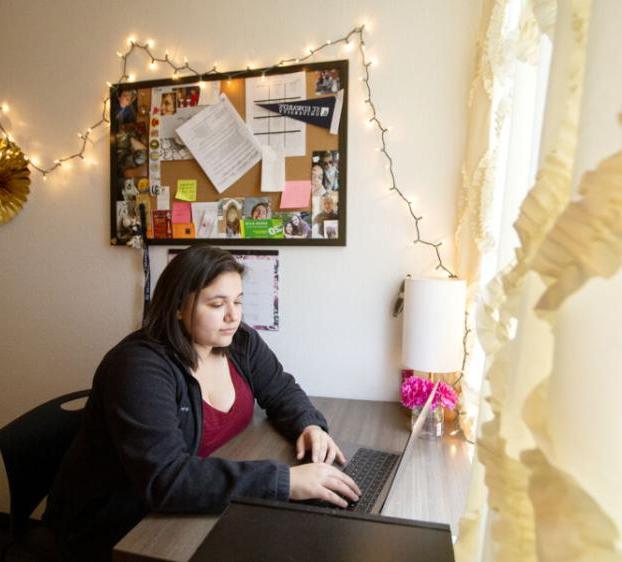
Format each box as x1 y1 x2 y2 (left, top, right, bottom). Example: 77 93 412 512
45 324 327 561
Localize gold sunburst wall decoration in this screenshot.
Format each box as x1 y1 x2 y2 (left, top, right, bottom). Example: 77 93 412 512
0 136 31 224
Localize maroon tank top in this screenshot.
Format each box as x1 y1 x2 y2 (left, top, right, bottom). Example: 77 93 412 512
197 359 254 458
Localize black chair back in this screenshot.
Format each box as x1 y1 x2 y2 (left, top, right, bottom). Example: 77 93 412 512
0 390 89 536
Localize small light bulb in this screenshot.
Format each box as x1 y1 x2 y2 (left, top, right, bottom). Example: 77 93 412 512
149 60 157 71
106 81 112 88
128 74 136 82
343 42 354 53
0 103 9 112
116 51 124 58
42 174 48 181
127 35 136 46
198 81 206 90
370 57 379 67
325 40 332 45
30 157 40 166
146 39 155 48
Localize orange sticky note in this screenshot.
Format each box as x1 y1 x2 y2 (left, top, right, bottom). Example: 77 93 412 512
280 180 312 209
172 223 196 239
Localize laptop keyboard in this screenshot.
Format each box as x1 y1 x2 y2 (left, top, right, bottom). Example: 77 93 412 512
343 447 400 513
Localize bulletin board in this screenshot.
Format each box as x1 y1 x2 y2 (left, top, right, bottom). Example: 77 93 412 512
110 60 348 246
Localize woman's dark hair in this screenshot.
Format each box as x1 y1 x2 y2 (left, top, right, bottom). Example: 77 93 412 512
143 245 244 369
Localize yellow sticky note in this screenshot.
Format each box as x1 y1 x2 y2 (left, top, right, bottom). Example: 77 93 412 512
176 179 197 202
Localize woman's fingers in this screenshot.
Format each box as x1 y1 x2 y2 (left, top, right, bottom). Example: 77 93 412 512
327 475 360 503
326 440 346 465
289 463 361 507
297 427 346 465
320 488 348 509
312 433 328 463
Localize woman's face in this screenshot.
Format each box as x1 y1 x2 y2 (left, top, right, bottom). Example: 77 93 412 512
285 223 293 235
311 164 323 188
292 215 300 226
226 207 239 222
252 205 267 219
322 197 334 213
161 94 176 115
179 271 243 351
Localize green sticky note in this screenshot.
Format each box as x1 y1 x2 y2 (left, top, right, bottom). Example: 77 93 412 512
176 179 197 202
241 219 284 239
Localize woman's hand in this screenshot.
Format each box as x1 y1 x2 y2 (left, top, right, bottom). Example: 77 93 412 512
296 425 346 465
289 463 361 508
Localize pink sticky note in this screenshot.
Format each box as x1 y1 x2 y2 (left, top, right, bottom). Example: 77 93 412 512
280 180 312 209
171 201 192 224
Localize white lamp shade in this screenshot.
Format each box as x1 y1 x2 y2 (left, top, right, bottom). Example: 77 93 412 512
401 278 466 373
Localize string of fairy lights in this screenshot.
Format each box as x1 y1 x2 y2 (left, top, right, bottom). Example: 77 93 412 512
0 24 470 383
0 24 456 277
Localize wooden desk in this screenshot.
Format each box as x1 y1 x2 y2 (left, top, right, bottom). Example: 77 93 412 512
113 398 472 562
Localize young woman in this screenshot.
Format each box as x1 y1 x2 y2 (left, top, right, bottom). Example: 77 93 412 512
250 202 269 220
45 246 359 561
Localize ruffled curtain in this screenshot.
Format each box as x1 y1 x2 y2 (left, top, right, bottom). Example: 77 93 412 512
455 0 622 560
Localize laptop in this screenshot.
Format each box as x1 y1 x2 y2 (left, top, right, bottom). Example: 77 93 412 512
297 381 441 515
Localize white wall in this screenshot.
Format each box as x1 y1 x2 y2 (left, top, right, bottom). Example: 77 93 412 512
0 0 480 509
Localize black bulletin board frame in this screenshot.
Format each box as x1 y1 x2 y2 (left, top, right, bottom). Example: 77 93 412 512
109 60 348 247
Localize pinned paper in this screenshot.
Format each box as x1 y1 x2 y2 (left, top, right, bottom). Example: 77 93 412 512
152 210 172 239
176 179 197 201
176 94 262 193
172 201 192 224
241 219 284 239
172 223 196 239
261 145 285 192
156 185 170 210
198 81 221 105
280 180 312 209
191 202 219 238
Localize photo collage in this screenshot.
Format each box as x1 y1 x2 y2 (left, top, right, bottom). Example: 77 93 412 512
111 63 345 245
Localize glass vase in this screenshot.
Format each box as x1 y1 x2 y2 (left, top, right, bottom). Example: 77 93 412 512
411 406 444 438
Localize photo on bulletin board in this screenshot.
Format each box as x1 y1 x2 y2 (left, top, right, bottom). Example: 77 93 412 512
110 60 348 247
168 249 279 331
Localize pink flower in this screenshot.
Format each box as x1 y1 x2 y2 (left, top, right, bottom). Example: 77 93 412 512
400 375 458 411
435 382 458 410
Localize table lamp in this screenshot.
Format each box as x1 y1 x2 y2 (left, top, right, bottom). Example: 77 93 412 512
402 278 466 374
401 278 466 436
